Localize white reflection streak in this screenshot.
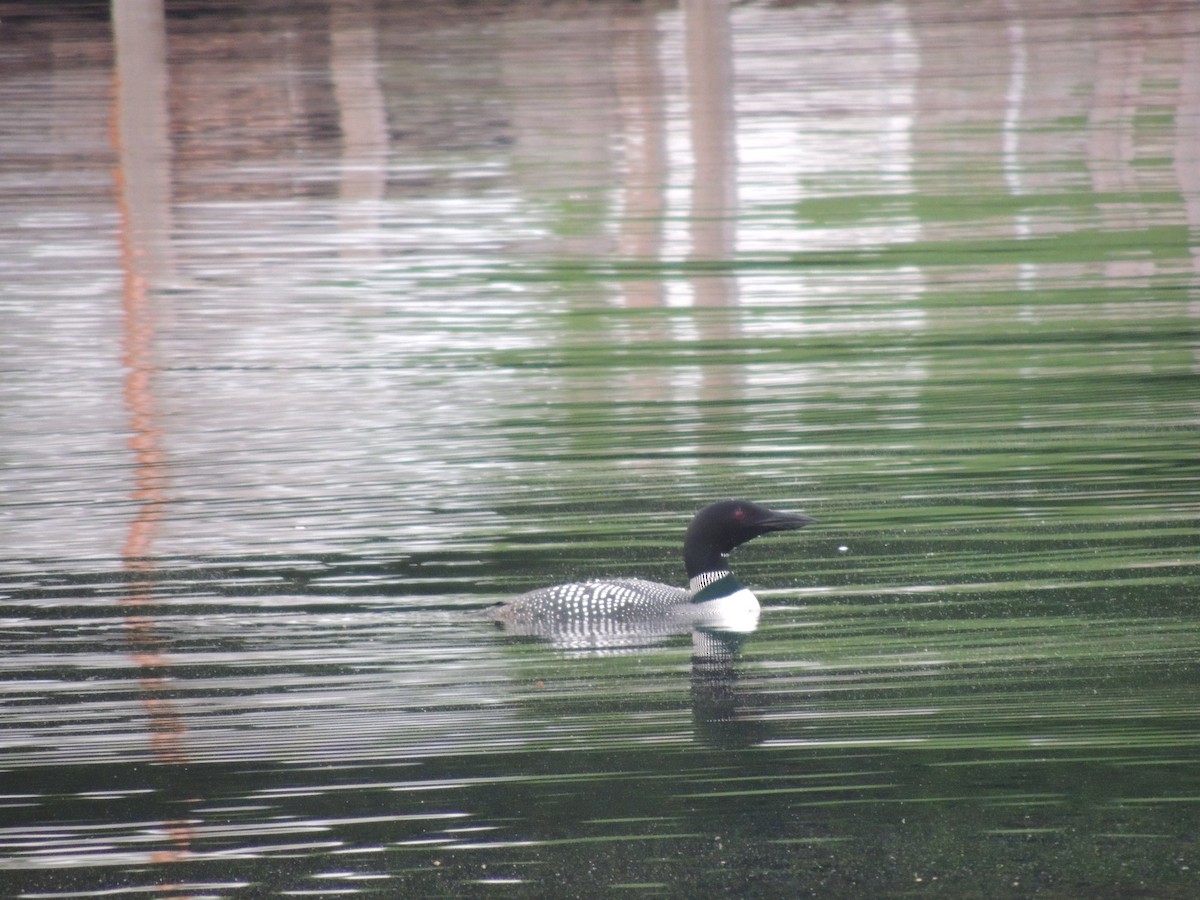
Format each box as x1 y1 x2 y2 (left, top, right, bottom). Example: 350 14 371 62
1004 4 1037 298
1002 11 1027 198
762 738 926 748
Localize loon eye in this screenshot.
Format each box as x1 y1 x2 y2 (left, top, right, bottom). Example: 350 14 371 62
733 507 745 522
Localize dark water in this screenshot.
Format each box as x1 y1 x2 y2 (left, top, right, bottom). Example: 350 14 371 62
1 0 1198 895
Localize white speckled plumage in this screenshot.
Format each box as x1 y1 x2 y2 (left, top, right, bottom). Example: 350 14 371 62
490 577 690 629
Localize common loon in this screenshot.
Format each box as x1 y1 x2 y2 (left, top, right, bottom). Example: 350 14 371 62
488 500 815 639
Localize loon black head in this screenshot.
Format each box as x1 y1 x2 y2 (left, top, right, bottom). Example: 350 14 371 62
683 500 815 580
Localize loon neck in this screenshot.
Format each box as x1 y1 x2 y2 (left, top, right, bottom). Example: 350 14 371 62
687 570 745 604
684 544 730 582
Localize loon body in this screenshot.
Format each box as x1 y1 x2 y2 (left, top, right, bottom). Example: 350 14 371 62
488 500 814 642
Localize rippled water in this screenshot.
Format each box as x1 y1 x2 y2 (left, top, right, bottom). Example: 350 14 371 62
1 0 1198 896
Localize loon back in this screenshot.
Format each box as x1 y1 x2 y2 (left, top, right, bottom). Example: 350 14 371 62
488 578 689 629
487 500 815 641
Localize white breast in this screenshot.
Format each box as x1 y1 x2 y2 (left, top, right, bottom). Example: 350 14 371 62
690 587 761 633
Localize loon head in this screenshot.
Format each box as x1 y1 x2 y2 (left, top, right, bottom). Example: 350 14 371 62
683 499 815 579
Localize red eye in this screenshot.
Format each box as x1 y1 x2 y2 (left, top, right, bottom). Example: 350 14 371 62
733 507 745 521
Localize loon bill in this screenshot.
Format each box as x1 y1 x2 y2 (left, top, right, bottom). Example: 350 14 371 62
487 499 815 641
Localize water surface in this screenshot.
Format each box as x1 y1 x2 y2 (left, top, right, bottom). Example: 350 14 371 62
1 0 1198 895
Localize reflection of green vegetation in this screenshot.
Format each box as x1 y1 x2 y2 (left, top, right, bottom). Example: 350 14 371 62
872 224 1189 265
797 189 1181 229
792 192 912 227
543 190 612 240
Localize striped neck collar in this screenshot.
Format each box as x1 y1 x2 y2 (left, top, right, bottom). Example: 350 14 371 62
688 570 731 593
688 570 743 603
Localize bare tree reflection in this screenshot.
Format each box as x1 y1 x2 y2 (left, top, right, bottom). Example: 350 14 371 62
614 4 668 308
331 0 388 261
683 0 737 308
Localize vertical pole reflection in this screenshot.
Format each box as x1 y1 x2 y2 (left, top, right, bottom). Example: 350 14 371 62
1178 24 1200 284
112 0 194 863
1087 12 1154 283
683 0 737 307
331 0 389 261
112 0 175 285
614 5 667 308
